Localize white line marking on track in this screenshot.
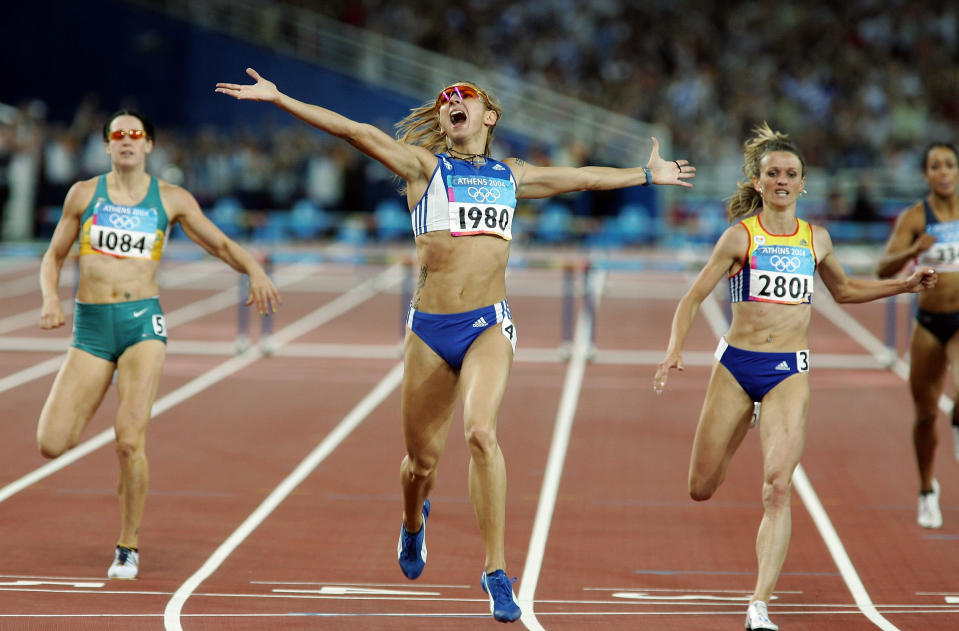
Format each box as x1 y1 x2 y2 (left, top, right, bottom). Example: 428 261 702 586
517 270 606 631
162 360 404 631
0 260 323 393
0 267 401 505
793 465 900 630
0 580 104 588
612 591 752 601
703 289 903 630
813 292 954 415
276 586 441 596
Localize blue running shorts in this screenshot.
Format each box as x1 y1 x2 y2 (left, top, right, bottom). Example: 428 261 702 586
407 300 516 370
714 337 809 402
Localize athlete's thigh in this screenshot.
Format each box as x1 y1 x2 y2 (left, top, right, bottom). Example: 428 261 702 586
943 331 959 394
756 372 809 475
458 324 514 432
115 340 167 440
689 361 754 472
909 326 947 413
401 330 459 454
38 348 116 443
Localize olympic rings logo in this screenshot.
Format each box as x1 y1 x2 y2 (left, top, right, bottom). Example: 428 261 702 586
769 255 801 272
467 186 502 203
108 214 142 230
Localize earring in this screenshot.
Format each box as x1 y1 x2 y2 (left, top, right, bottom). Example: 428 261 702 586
801 189 808 196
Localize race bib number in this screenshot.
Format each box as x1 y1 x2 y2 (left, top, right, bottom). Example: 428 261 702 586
748 246 815 304
90 201 159 259
918 223 959 271
447 175 516 240
501 316 517 352
152 314 167 337
796 349 809 372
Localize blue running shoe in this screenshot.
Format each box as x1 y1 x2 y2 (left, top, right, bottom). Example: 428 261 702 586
481 569 522 622
397 499 430 579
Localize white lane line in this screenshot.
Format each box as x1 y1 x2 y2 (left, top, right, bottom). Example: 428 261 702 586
0 262 324 394
162 361 404 631
0 302 75 335
0 260 230 336
517 270 606 630
0 356 66 394
813 292 953 415
0 267 400 505
792 466 900 630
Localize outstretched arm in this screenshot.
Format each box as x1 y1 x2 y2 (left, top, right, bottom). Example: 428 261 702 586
166 184 281 315
817 226 937 302
508 137 696 199
216 68 432 184
653 224 745 393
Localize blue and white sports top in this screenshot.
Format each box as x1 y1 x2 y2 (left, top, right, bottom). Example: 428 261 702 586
410 154 518 240
917 199 959 271
729 215 817 304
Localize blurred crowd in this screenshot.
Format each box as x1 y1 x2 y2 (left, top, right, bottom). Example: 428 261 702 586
312 0 957 171
3 0 954 243
0 94 404 241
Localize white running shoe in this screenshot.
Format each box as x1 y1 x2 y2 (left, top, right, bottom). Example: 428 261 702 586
751 402 761 428
745 600 778 630
917 479 943 529
107 546 139 579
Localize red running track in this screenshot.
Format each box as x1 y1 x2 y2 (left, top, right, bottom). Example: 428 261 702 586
0 258 956 630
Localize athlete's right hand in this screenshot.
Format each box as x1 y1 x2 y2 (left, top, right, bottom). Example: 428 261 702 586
40 298 65 329
215 68 281 103
653 351 684 394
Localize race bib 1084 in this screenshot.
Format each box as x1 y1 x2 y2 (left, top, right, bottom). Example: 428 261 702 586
447 175 516 240
90 202 159 259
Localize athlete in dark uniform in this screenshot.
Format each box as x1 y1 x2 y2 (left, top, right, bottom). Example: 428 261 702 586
878 142 959 530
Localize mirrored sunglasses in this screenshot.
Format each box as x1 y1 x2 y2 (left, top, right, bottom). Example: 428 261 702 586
108 129 146 141
435 85 488 110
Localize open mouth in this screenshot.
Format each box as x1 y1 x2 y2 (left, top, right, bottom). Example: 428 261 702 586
450 111 467 125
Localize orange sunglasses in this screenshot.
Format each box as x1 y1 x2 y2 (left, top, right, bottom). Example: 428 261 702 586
434 84 490 111
108 129 146 141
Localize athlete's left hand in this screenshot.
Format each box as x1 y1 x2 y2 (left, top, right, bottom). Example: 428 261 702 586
646 137 696 188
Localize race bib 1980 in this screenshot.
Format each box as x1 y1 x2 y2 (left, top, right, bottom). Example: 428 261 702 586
447 175 516 240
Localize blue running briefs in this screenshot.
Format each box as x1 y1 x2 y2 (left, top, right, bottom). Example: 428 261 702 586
715 338 809 402
407 300 515 370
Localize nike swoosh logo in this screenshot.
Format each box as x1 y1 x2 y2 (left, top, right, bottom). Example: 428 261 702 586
133 308 148 317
